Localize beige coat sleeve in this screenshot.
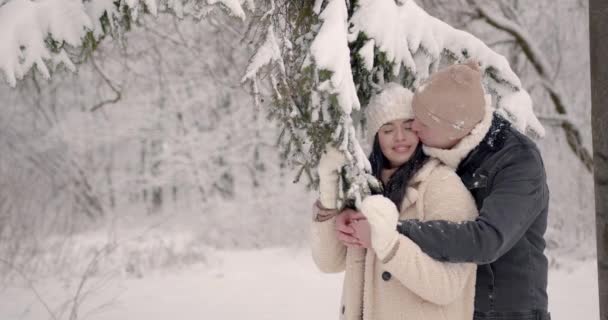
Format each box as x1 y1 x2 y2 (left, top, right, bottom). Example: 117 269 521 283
381 167 478 305
309 201 347 273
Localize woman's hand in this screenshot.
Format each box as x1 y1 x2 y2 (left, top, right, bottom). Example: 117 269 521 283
335 209 359 247
335 209 370 248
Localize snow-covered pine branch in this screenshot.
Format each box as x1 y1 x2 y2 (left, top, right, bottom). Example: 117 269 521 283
349 0 544 138
241 0 382 209
0 0 90 87
242 0 545 209
0 0 251 87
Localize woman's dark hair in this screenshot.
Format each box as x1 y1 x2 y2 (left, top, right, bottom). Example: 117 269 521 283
368 134 429 211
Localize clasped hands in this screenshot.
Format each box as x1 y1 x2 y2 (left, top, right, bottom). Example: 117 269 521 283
318 145 400 257
335 208 372 249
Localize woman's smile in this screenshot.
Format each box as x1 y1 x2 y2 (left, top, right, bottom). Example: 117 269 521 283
392 145 413 153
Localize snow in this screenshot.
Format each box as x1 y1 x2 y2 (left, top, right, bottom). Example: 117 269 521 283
309 0 361 115
118 0 158 20
497 89 546 137
350 0 419 73
0 0 91 86
348 0 545 138
0 0 251 88
242 26 284 83
0 248 599 320
312 0 323 15
358 39 375 71
208 0 246 20
84 0 118 38
350 0 520 85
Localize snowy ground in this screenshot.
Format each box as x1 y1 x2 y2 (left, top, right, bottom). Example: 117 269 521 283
0 248 599 320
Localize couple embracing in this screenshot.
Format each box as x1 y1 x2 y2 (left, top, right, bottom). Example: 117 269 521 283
310 61 551 320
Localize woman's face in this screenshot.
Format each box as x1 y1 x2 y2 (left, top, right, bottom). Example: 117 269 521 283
377 118 419 168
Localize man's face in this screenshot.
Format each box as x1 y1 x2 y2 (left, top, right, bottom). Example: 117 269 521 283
411 116 460 149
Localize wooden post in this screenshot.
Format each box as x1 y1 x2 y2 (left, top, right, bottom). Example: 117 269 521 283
589 1 608 319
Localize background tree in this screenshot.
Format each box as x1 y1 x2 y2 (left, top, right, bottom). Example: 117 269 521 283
589 0 607 318
415 0 595 261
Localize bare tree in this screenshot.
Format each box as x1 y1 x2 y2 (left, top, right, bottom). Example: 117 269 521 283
420 0 593 172
470 0 593 172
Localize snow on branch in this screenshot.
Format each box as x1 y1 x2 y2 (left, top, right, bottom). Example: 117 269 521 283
309 0 360 115
241 25 284 84
349 0 545 138
0 0 91 87
0 0 249 87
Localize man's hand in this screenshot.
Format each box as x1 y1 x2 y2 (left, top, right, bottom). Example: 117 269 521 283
351 218 372 249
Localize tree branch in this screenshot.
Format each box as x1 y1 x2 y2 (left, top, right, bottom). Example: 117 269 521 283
0 259 58 320
473 0 593 172
90 56 122 112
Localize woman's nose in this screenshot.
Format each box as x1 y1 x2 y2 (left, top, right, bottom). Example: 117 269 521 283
395 128 406 141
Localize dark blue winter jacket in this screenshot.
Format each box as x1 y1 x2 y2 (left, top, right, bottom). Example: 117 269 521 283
397 115 551 320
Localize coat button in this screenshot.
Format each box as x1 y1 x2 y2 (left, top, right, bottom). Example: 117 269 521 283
382 271 392 281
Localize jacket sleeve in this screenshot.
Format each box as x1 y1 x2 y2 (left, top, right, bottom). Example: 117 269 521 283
309 201 347 273
382 167 478 306
397 145 549 264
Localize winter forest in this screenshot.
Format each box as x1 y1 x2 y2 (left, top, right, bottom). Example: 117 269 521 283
0 0 600 319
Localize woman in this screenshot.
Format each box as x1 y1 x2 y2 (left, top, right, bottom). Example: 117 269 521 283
310 83 478 320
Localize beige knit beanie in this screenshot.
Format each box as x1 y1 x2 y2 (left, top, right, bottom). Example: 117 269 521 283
365 83 414 144
412 60 486 140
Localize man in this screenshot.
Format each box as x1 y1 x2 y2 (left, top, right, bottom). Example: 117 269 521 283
403 61 550 320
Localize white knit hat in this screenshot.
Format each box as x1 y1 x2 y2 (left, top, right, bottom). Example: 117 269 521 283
365 82 414 144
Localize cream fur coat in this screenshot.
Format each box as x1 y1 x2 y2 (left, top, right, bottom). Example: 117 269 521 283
310 159 479 320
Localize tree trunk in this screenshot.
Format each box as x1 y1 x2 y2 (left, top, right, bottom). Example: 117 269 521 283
589 1 608 319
